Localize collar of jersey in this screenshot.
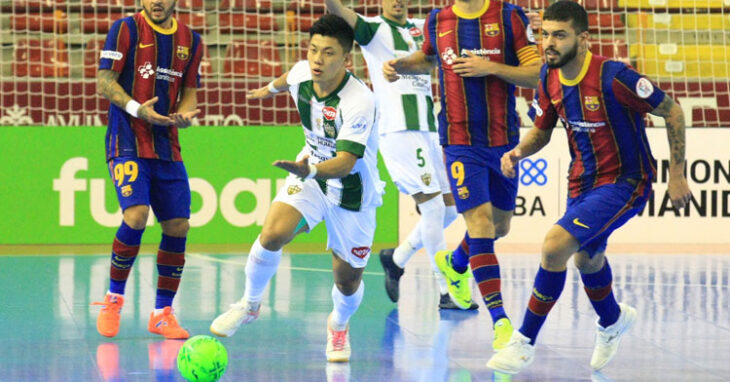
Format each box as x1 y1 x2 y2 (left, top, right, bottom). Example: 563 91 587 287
380 15 410 29
559 50 592 86
452 0 489 20
141 10 178 35
312 71 351 102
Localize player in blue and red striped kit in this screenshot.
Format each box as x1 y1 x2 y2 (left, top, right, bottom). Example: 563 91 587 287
91 0 204 340
488 1 692 374
383 0 541 350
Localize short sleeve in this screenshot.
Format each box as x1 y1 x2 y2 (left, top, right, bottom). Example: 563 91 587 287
183 34 203 88
420 10 437 56
354 15 381 46
99 18 131 72
286 60 312 86
511 7 540 66
612 65 666 113
531 74 559 130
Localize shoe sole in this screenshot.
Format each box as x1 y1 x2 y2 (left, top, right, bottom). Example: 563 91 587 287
486 359 520 375
326 356 350 363
209 327 230 338
591 304 637 370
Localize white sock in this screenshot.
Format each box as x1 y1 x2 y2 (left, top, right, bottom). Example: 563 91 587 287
330 281 364 330
416 197 449 294
392 236 418 268
398 202 459 259
154 308 165 315
107 291 123 298
242 236 282 303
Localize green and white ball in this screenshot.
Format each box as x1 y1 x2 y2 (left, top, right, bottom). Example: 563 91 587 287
177 335 228 382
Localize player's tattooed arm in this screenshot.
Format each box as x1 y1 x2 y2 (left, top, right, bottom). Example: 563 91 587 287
651 94 692 209
97 69 173 125
501 127 552 178
97 69 132 108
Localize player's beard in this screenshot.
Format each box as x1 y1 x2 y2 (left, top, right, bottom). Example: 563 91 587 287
143 2 176 25
546 41 579 68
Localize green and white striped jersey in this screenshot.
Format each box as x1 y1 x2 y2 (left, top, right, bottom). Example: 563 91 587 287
354 15 436 135
286 60 384 211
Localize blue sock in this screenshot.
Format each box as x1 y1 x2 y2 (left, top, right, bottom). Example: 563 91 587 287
109 221 144 295
520 266 566 344
581 259 620 327
469 238 507 323
450 232 470 273
155 234 186 309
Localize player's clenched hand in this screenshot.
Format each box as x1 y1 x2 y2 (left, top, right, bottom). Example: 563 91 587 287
667 174 692 210
383 59 400 82
272 155 311 179
527 12 542 30
169 109 201 128
138 97 174 126
246 85 275 100
501 148 522 178
452 51 495 77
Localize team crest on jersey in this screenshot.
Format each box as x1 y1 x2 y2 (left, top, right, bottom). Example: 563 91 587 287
484 23 500 37
287 185 302 195
636 77 654 99
176 45 190 60
351 246 371 259
584 96 600 111
121 185 133 197
421 173 432 186
457 186 469 199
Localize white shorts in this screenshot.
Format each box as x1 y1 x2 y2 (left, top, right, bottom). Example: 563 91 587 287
273 175 376 268
379 130 451 196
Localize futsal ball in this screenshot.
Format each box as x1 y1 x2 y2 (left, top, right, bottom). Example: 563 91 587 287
177 335 228 382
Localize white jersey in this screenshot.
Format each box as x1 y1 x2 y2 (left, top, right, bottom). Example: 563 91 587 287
286 60 384 211
354 15 436 135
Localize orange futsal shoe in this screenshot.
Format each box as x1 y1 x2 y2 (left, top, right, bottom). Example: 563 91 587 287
148 307 190 339
92 294 124 338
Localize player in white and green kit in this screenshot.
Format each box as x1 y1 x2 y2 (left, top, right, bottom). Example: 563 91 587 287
326 0 476 310
210 15 383 363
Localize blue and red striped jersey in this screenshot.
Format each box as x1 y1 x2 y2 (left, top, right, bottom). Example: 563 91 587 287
99 11 203 162
530 52 666 197
421 0 539 147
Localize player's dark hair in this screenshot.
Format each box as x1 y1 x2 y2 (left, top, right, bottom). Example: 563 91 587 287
543 1 589 34
309 14 355 52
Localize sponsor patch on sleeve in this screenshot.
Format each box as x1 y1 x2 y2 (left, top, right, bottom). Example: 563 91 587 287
635 77 654 99
100 50 123 61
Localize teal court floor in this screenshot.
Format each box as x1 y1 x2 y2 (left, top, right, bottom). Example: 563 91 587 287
0 251 728 381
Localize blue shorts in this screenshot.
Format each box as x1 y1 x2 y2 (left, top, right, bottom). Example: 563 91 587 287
557 180 651 257
443 145 519 213
107 157 191 222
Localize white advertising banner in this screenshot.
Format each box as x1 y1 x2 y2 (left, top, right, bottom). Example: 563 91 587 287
398 128 730 246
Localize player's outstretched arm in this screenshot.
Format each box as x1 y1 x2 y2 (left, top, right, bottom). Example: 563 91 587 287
651 95 692 209
500 126 552 178
169 87 201 128
247 71 290 100
325 0 358 28
383 51 436 82
97 69 174 125
452 51 541 89
273 152 358 180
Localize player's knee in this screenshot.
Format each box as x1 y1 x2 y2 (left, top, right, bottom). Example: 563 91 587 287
574 253 603 273
162 219 189 237
258 228 288 251
123 209 148 229
541 231 571 269
495 221 511 238
334 280 359 296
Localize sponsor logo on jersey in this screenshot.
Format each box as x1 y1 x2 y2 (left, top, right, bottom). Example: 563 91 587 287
351 246 371 259
484 23 500 37
409 26 423 38
322 106 337 121
137 62 155 79
584 96 600 111
421 173 432 186
121 185 133 197
457 186 469 199
176 45 190 60
441 47 457 65
461 48 502 57
532 98 544 117
636 77 654 99
287 185 302 195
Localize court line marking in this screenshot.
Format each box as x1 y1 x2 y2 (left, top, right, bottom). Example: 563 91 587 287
187 252 386 276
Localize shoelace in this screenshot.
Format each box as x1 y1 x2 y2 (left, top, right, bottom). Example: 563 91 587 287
91 298 120 312
330 329 347 351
